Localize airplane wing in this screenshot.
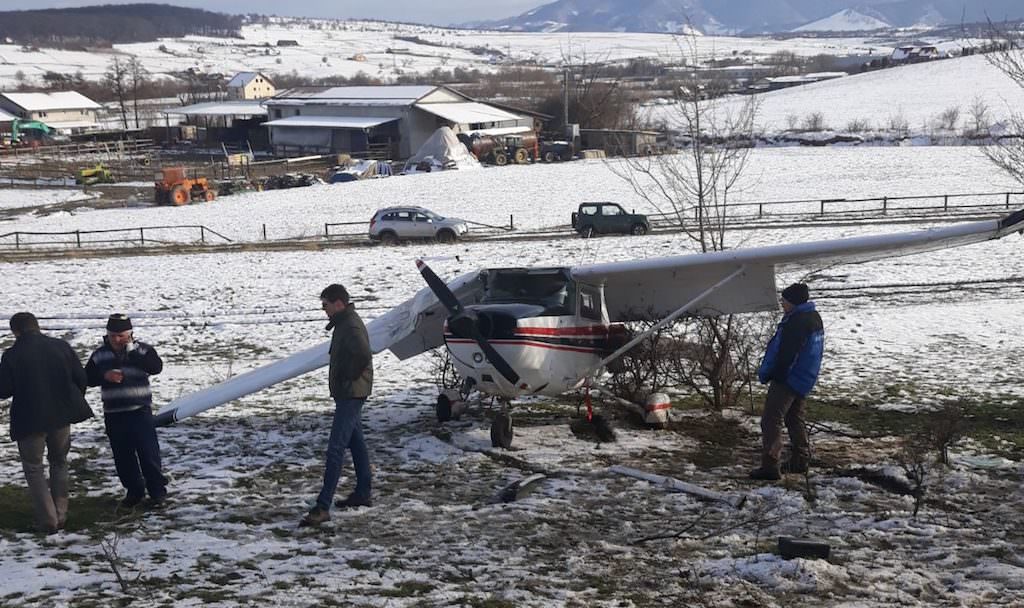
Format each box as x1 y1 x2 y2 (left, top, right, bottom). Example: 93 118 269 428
572 209 1024 321
154 270 486 426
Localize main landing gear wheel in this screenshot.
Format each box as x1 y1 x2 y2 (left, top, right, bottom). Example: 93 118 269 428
490 412 514 449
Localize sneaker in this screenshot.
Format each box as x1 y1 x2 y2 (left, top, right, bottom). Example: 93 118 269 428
119 494 144 508
299 506 331 527
334 494 372 509
749 466 782 481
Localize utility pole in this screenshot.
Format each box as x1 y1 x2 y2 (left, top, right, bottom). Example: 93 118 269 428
562 66 571 127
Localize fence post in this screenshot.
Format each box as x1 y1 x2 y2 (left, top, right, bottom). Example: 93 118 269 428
325 223 329 239
1007 192 1011 209
200 226 206 244
759 203 763 218
140 227 145 245
820 200 825 215
262 223 267 240
882 197 888 214
944 195 948 211
509 214 514 231
15 232 20 250
75 230 81 248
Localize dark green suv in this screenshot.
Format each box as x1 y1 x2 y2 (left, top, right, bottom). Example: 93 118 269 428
571 202 650 237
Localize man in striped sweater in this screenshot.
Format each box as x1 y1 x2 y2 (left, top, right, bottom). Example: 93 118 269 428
86 314 168 508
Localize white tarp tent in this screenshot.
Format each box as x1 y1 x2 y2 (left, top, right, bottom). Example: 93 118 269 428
403 126 480 173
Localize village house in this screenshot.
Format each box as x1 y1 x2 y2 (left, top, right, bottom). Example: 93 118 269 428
263 85 531 159
0 91 101 134
227 71 277 100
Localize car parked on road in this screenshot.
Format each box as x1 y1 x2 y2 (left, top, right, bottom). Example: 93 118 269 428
369 206 469 245
571 202 650 237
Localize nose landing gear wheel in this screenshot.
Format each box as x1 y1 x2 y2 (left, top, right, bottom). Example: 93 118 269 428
490 412 514 449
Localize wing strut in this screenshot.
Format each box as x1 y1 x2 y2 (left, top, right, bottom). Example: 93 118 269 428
587 265 749 379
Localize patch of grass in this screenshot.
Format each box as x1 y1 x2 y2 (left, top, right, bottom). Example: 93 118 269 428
680 414 748 469
0 484 119 534
378 580 434 597
463 598 517 608
347 558 374 570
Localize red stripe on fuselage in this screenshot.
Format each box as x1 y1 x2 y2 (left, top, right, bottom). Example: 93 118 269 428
514 325 609 337
445 337 604 355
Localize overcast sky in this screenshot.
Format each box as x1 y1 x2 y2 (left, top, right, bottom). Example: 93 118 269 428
2 0 543 25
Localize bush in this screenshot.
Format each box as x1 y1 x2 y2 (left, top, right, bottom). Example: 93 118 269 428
845 118 871 133
801 112 826 132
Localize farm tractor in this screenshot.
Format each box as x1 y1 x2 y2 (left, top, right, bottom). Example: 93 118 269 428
154 166 216 205
462 132 539 166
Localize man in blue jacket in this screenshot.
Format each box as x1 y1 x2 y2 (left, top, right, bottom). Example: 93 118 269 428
86 314 168 507
752 283 825 481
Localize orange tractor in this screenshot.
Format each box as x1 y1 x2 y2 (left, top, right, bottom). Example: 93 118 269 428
155 166 216 206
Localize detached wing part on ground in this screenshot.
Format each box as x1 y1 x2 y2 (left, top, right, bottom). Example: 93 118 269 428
572 209 1024 320
154 270 486 426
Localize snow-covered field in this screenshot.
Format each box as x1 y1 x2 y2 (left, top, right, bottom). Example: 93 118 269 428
0 19 944 89
646 54 1024 138
0 145 1022 606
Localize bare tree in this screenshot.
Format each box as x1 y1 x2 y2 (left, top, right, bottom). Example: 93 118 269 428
104 57 129 130
126 57 148 129
606 30 763 412
982 22 1024 182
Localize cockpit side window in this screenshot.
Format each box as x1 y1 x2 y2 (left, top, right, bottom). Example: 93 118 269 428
578 285 602 321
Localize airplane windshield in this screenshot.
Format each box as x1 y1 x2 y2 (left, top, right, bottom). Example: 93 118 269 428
483 271 575 314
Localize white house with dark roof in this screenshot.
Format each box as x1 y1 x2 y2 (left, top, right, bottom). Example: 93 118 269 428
263 85 531 158
0 91 101 133
227 72 276 100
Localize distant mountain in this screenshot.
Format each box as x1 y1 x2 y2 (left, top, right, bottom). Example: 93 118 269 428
792 8 891 32
479 0 1024 34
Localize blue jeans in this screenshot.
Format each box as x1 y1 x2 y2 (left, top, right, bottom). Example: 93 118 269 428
316 398 371 510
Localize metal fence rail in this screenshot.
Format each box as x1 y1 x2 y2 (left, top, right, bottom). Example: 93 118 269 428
0 225 231 250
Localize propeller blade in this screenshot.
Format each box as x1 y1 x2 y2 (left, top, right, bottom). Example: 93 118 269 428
416 259 462 315
475 334 521 386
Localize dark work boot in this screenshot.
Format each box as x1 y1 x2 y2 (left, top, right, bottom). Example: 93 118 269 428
334 494 372 509
749 466 782 481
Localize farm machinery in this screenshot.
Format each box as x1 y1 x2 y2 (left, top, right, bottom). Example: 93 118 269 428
460 131 573 166
76 163 115 186
154 166 216 205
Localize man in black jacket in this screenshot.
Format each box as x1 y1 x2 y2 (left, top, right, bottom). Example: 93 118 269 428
0 312 92 534
301 283 374 527
86 314 167 508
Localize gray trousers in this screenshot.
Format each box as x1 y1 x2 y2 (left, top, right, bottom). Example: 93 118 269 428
760 381 810 469
17 426 70 533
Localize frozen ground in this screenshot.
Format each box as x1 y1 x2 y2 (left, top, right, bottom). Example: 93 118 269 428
0 147 1022 606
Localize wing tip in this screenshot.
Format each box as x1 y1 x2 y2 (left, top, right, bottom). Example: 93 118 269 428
998 208 1024 234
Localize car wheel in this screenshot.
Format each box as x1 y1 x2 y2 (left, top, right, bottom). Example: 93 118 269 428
380 231 399 246
631 223 648 236
543 151 557 163
436 229 456 244
493 152 508 166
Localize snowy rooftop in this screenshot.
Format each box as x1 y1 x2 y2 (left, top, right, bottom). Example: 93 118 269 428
272 85 438 104
0 91 101 111
227 71 271 88
165 101 268 117
415 101 524 124
262 115 398 129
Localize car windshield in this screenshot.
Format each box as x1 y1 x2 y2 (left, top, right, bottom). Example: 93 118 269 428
423 210 445 221
483 270 575 313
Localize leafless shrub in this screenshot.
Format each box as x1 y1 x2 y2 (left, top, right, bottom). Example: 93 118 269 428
897 435 930 518
801 112 826 132
923 399 970 466
886 111 910 137
429 349 461 391
100 530 144 594
845 118 871 133
785 113 800 131
936 106 960 131
967 96 992 138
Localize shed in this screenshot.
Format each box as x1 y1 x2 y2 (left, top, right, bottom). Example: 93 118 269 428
264 85 530 159
579 129 661 157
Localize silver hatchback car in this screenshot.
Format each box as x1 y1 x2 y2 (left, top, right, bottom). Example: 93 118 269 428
368 206 469 244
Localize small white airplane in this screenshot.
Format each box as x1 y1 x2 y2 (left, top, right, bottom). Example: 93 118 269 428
154 209 1024 447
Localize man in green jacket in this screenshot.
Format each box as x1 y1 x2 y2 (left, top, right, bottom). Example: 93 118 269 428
301 283 374 527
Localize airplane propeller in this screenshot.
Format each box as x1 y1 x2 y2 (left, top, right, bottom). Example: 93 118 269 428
416 259 521 386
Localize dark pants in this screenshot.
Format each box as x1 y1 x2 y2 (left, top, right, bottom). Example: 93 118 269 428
104 407 167 500
760 381 810 470
316 398 371 510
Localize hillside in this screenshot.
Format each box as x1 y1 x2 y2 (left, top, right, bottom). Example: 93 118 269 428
0 4 242 46
646 54 1024 138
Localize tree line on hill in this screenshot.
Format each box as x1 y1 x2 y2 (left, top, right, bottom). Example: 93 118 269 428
0 4 241 47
